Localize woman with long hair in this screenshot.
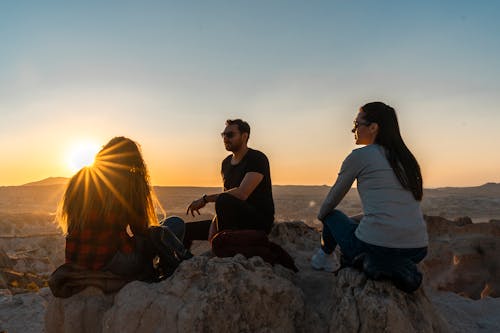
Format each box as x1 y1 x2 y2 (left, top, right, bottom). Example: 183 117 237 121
58 136 191 280
311 102 428 292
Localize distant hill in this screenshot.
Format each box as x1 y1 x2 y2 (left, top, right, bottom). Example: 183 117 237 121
427 182 500 196
22 177 69 186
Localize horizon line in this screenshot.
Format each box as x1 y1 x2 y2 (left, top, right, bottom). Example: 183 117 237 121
5 178 499 190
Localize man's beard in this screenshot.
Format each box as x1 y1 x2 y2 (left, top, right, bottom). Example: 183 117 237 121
225 141 242 152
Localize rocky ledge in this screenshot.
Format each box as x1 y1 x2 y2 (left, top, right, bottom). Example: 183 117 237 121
45 222 450 333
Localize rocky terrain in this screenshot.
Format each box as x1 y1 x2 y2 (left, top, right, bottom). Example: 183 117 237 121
2 220 499 332
43 222 451 333
0 212 64 294
423 216 500 299
1 182 500 332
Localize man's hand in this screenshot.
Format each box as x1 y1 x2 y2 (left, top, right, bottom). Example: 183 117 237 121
186 197 206 217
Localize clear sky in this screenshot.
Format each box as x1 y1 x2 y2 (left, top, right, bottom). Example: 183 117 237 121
1 1 499 187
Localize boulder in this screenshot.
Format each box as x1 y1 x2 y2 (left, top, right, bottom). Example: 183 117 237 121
0 287 50 333
46 254 304 333
45 287 114 333
326 268 450 333
430 290 500 333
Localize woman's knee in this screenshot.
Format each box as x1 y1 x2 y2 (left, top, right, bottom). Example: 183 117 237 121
323 210 353 228
161 216 185 240
162 215 184 225
323 209 347 222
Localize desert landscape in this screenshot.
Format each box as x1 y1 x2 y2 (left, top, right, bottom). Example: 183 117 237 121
1 179 500 332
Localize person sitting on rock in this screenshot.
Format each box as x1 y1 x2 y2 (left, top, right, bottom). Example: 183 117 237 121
57 136 192 281
312 102 429 293
184 119 275 245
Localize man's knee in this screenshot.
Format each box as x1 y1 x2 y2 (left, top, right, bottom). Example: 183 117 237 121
215 192 239 210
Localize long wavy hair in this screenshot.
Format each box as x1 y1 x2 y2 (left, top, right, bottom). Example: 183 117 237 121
361 102 423 201
57 136 163 234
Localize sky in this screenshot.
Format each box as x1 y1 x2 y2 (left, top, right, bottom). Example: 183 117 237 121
1 1 499 187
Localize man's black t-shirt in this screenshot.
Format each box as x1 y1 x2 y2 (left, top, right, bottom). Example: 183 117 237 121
221 148 275 221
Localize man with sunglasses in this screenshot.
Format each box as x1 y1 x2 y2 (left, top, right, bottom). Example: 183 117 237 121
184 119 275 246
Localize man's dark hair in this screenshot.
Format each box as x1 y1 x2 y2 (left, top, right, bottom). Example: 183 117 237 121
226 119 250 139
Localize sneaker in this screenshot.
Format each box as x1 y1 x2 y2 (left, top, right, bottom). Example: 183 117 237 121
311 248 340 272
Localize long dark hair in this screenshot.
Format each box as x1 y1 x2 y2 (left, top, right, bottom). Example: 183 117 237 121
361 102 423 201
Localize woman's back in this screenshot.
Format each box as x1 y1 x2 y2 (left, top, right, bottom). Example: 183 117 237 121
58 137 157 270
346 144 428 248
65 213 135 270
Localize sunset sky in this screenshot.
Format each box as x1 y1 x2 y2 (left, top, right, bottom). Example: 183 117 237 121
1 1 499 187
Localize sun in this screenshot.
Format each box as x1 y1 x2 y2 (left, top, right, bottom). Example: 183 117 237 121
66 141 101 173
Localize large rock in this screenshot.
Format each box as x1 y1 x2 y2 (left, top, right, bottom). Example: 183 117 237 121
0 287 50 333
45 287 115 333
270 222 450 332
46 254 304 333
423 216 500 299
430 290 500 333
327 268 450 333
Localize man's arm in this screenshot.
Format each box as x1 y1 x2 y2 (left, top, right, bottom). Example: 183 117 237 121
224 171 263 201
186 172 263 217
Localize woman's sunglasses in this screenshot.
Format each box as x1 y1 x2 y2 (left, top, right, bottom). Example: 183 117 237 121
352 120 371 130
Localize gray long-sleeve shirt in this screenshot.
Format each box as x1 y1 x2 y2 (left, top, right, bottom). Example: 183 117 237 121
318 144 428 248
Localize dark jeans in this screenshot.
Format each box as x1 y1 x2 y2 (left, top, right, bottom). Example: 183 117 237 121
104 216 187 278
183 193 273 249
321 210 427 292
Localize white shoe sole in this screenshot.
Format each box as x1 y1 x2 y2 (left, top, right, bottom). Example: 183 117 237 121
311 261 338 272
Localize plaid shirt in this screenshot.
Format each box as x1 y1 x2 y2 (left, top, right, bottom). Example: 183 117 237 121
65 216 148 270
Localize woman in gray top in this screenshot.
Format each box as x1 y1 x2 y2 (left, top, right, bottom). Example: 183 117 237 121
311 102 428 292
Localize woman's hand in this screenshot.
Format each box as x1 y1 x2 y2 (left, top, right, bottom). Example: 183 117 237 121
186 197 206 217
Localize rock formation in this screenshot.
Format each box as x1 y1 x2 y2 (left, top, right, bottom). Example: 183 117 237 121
0 212 64 293
423 216 500 299
0 287 50 333
45 222 450 333
46 255 304 333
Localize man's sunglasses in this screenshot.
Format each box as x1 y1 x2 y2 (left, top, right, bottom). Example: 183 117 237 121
220 131 237 139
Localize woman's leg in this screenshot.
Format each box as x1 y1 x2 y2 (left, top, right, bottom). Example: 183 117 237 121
103 234 155 279
160 216 186 241
361 244 428 293
321 210 362 260
154 217 193 260
363 244 428 263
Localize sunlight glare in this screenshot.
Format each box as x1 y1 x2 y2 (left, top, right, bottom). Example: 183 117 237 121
66 141 101 173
